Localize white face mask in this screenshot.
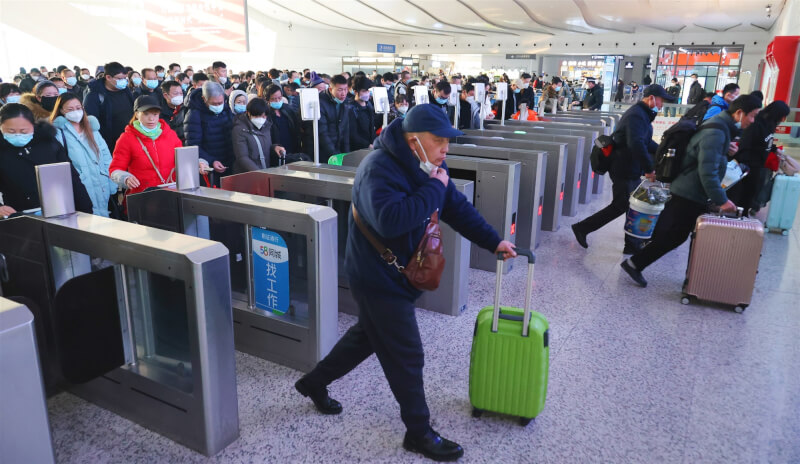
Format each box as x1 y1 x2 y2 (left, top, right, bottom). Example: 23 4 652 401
170 95 183 106
81 73 90 80
251 117 267 129
64 109 84 123
412 137 435 174
466 95 476 104
522 82 530 89
397 105 409 114
218 76 227 84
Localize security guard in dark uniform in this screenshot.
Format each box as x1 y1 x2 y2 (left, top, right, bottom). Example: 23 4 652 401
295 104 516 461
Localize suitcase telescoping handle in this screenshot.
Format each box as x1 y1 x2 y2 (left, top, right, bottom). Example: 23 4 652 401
492 248 535 337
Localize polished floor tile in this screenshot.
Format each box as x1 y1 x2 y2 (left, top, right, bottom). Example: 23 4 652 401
46 176 799 463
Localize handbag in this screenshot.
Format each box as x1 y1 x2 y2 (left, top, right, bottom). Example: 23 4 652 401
351 205 445 291
779 152 800 176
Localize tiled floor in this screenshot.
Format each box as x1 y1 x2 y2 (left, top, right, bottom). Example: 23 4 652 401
47 176 800 463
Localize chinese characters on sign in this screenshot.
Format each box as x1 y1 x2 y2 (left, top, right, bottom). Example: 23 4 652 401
252 227 290 314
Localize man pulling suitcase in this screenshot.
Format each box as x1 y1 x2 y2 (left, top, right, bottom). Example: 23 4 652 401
294 104 515 461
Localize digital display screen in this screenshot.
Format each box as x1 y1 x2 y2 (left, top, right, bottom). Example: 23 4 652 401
145 0 248 52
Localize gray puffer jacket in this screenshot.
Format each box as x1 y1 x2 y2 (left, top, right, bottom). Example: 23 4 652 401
231 113 278 173
670 111 739 206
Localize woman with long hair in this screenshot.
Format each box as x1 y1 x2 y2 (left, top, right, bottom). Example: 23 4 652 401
729 99 792 214
50 93 117 217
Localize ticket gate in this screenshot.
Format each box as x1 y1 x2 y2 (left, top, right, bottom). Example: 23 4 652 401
546 114 615 131
0 298 55 464
335 151 522 273
454 136 567 231
488 119 608 195
0 167 238 456
481 123 600 205
127 186 339 372
282 161 475 316
445 144 547 250
462 130 584 218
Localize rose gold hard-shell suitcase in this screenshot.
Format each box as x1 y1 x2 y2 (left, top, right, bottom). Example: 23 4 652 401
682 211 764 313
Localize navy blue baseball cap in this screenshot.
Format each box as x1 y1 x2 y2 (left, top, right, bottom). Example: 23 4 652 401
402 103 463 138
643 84 676 102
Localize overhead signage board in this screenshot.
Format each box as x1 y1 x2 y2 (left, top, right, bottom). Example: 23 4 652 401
592 55 625 60
377 43 396 53
506 54 536 60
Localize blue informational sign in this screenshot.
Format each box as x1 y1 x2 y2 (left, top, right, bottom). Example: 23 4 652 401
252 227 290 315
377 43 396 53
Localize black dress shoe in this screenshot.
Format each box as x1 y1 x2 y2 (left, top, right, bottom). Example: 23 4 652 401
295 378 342 415
572 224 588 249
403 429 464 462
620 260 647 288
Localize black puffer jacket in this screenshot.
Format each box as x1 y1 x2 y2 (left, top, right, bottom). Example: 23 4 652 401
0 120 92 213
309 91 350 158
350 101 375 151
583 86 604 111
183 88 234 166
609 101 659 181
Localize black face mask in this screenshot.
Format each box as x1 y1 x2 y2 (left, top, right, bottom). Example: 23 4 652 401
40 96 58 111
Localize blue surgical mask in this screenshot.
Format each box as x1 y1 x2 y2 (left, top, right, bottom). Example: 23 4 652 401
293 78 301 85
157 72 165 78
734 121 742 129
65 76 77 86
116 78 129 90
435 97 448 105
5 95 20 103
652 105 660 114
333 97 344 105
514 88 521 94
181 83 189 91
555 86 562 91
209 104 224 114
131 77 142 86
234 104 247 114
270 101 283 110
146 79 159 89
58 87 67 95
2 132 33 147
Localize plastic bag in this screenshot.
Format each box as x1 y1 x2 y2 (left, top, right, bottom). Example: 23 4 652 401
631 179 671 205
720 160 745 190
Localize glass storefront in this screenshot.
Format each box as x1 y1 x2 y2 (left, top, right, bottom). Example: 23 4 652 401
655 45 744 104
559 59 605 82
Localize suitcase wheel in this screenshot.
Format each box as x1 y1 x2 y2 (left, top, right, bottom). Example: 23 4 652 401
781 230 789 236
680 296 691 305
471 408 483 418
519 417 533 426
733 305 746 314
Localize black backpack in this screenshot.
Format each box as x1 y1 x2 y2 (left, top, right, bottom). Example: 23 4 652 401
654 119 726 182
589 134 615 174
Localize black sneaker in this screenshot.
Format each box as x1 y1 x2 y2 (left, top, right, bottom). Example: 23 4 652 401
572 224 588 249
403 429 464 462
620 260 647 288
295 378 342 415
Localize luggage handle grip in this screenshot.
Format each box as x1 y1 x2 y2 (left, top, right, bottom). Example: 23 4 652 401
492 247 535 337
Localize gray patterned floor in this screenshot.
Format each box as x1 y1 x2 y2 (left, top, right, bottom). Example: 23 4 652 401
47 177 800 463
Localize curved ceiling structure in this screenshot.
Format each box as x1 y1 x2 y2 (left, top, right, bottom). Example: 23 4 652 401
250 0 783 37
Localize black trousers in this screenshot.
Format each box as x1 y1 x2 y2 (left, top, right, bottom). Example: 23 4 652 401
573 178 640 247
303 287 430 436
630 194 708 271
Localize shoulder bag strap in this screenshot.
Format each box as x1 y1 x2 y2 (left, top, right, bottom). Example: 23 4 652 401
135 137 172 184
351 204 404 271
60 130 68 157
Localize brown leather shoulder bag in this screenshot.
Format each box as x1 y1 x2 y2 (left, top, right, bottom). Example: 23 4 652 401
351 205 445 291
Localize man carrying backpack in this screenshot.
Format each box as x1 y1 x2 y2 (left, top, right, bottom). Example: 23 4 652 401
572 84 675 254
701 83 740 122
620 95 762 287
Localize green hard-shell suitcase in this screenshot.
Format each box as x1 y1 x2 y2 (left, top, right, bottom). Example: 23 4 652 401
468 248 549 426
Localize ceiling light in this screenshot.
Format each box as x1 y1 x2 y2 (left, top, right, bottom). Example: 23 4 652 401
433 22 443 28
766 4 772 18
678 47 688 53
